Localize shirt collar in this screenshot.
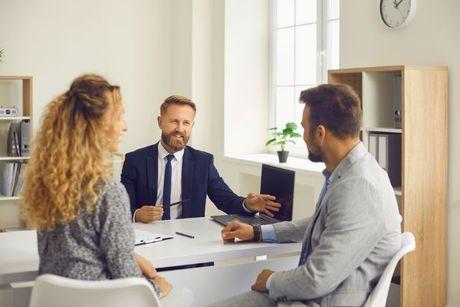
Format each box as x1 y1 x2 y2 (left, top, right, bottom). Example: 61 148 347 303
158 142 185 161
322 142 367 185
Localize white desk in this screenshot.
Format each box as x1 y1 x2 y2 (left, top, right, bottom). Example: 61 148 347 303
0 217 301 306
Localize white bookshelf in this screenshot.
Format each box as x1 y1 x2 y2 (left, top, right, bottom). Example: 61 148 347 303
0 76 33 228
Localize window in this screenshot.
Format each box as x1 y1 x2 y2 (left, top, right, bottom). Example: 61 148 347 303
270 0 340 156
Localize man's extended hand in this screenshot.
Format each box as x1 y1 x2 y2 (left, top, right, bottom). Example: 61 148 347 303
244 193 281 217
221 221 254 244
251 269 274 293
135 205 163 223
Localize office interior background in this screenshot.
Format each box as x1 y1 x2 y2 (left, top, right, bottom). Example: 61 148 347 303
0 0 458 306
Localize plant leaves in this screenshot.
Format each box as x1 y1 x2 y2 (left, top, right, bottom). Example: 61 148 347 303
265 138 277 146
286 122 298 130
291 132 302 138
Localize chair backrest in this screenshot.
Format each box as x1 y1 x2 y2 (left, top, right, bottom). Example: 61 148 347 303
29 274 161 307
364 232 416 307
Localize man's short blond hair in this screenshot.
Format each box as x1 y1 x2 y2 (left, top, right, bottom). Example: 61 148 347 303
160 95 196 115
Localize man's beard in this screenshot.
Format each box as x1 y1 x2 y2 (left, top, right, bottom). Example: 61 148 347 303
161 131 189 152
307 143 324 162
308 150 323 162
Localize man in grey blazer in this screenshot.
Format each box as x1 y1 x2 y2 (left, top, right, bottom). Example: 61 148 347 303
210 84 402 306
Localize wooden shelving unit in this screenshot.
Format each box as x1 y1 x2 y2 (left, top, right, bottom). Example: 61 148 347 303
329 65 448 307
0 77 33 228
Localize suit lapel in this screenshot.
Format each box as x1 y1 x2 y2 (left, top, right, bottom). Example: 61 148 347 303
181 147 194 218
146 143 159 202
299 194 325 265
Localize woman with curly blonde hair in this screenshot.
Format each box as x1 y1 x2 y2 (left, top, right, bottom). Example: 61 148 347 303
22 74 192 306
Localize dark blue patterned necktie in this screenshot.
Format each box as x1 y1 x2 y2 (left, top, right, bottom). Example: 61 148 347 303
162 154 174 220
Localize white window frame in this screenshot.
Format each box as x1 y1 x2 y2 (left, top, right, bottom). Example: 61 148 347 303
269 0 340 157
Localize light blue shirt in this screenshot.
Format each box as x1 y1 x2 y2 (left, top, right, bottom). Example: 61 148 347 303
262 169 333 242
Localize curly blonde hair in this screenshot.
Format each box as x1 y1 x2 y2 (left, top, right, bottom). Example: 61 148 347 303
22 74 123 231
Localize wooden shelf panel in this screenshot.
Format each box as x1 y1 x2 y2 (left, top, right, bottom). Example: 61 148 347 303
0 157 30 161
0 76 32 81
0 116 31 121
363 127 402 133
0 196 22 201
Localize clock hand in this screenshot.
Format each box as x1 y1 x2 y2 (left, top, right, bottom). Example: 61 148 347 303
395 0 404 8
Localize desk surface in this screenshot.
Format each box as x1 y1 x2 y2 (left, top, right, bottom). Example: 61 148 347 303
0 217 300 285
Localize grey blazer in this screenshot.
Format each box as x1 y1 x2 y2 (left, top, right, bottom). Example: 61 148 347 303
268 143 402 306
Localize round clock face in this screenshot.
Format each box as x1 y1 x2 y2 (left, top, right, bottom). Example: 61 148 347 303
380 0 416 28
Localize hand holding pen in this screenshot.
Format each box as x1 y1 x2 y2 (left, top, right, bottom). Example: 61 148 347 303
135 199 191 223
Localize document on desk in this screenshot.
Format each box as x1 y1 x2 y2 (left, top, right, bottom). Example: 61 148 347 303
134 229 173 246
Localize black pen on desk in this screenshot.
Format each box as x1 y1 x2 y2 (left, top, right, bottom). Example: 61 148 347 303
169 199 191 207
175 231 195 239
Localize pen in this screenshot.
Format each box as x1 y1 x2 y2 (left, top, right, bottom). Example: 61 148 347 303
169 199 191 207
175 231 195 239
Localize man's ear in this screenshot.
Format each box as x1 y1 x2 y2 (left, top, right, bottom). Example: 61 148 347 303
316 125 326 144
157 116 162 128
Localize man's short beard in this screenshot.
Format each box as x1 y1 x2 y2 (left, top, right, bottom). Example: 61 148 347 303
161 131 189 152
308 150 323 162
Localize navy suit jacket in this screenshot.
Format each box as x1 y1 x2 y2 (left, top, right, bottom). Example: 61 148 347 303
121 143 250 219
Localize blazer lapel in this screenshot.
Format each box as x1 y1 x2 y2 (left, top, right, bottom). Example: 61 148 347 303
180 147 194 218
299 197 325 265
146 143 159 203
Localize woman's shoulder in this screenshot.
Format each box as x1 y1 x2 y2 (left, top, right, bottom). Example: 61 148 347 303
98 179 130 214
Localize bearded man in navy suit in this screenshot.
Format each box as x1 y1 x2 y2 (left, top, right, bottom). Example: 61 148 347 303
121 95 281 223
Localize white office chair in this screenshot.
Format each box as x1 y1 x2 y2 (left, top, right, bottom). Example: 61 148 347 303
364 232 416 307
29 274 161 307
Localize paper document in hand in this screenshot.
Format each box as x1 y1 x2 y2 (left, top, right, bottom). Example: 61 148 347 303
134 229 173 245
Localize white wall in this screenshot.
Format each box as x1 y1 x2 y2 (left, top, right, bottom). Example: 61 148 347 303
340 1 460 305
0 0 173 227
0 0 172 153
224 0 270 156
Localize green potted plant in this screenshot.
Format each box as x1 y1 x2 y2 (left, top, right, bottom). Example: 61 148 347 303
266 122 302 163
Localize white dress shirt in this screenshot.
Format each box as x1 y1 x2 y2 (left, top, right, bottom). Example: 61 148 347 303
156 142 184 219
133 142 184 221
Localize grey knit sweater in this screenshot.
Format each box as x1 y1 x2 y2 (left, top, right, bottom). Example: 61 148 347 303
37 180 142 280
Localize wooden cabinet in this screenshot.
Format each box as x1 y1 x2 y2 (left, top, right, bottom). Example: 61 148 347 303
329 66 448 307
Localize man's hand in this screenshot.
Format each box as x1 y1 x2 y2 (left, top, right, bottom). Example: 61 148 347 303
152 275 172 298
135 205 163 223
244 193 281 217
251 269 274 293
221 221 254 244
135 253 157 279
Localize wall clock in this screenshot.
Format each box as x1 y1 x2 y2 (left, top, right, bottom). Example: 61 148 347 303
380 0 416 29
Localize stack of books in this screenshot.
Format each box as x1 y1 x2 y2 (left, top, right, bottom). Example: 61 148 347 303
1 162 26 197
7 120 30 157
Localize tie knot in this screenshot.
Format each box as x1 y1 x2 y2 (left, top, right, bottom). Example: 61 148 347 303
166 154 175 162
